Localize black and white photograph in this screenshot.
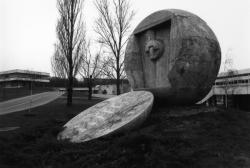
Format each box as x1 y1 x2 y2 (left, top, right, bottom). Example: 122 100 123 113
0 0 250 167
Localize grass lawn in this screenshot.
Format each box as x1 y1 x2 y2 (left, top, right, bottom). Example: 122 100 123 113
1 96 250 168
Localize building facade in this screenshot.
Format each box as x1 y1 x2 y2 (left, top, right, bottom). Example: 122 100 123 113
0 69 50 88
199 68 250 110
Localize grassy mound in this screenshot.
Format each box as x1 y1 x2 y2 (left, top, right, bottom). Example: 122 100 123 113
1 98 250 168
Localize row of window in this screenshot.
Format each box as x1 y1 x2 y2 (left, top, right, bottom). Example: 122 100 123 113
214 79 250 86
0 74 49 80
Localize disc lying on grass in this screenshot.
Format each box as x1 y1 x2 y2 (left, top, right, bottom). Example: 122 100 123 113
58 91 154 143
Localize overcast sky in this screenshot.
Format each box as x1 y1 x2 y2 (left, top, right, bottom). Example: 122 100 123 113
1 0 250 75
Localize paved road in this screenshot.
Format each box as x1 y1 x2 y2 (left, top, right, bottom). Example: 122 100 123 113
0 91 64 115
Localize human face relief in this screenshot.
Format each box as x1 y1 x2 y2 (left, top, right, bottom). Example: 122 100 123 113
144 30 164 61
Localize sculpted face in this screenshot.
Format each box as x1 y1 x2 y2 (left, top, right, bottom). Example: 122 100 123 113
144 30 164 61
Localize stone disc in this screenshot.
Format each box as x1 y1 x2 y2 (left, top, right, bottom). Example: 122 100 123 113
58 91 154 143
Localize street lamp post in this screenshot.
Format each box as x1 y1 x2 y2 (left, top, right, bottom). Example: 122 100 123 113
28 71 33 113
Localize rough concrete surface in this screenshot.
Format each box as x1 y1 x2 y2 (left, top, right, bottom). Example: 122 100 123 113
125 9 221 104
58 91 154 143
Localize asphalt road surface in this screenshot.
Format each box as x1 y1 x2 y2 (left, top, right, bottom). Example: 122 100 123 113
0 91 64 115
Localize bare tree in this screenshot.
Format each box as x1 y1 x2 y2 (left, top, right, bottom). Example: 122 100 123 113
79 41 107 99
79 42 105 80
221 48 238 108
51 44 68 79
221 69 238 108
101 55 126 80
94 0 134 95
53 0 85 106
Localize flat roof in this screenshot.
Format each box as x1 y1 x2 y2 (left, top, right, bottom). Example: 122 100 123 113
218 68 250 78
0 78 50 83
0 69 50 76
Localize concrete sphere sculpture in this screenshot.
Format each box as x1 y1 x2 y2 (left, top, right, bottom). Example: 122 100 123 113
125 9 221 104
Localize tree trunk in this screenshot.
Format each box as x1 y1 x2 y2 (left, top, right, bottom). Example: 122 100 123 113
116 70 120 95
88 75 92 100
116 55 121 95
67 78 73 106
225 89 228 108
67 2 74 107
67 66 73 106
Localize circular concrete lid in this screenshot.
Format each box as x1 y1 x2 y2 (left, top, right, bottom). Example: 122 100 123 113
58 91 154 143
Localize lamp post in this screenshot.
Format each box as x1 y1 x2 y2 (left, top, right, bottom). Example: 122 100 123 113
28 70 33 113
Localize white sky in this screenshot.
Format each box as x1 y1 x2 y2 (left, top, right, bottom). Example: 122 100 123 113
1 0 250 75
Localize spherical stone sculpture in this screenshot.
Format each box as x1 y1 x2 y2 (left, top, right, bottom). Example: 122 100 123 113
125 9 221 104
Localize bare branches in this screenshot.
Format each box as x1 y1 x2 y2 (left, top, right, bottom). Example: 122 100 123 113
101 57 116 79
78 41 106 80
51 44 68 79
94 0 134 94
52 0 85 106
221 48 238 108
56 0 85 65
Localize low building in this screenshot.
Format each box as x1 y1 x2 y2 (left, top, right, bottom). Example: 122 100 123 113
0 69 50 88
199 68 250 110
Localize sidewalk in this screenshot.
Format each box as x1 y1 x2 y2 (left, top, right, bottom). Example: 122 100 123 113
0 91 64 115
